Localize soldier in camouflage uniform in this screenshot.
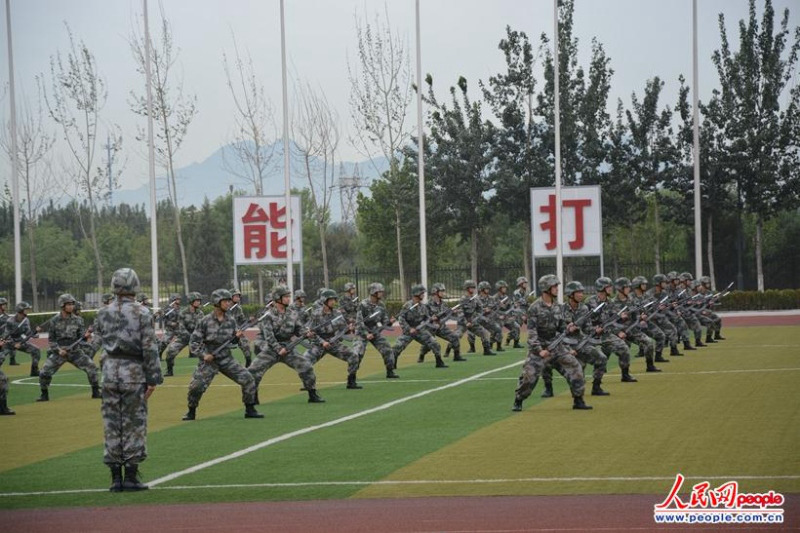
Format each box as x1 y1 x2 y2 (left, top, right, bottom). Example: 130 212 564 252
306 289 363 389
677 272 706 348
512 275 592 411
228 288 253 368
456 280 495 356
665 272 697 352
291 290 311 326
494 281 519 349
0 297 15 415
249 286 324 404
339 282 359 337
36 294 101 401
165 292 204 373
585 277 638 383
182 289 262 421
393 285 449 368
159 295 182 367
94 268 162 492
355 282 399 378
611 277 661 373
467 281 505 353
698 276 725 341
509 277 530 348
418 283 465 363
1 302 41 376
631 276 669 363
648 274 683 356
561 281 610 396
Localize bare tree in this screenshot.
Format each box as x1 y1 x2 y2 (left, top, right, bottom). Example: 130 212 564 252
292 80 340 287
39 24 121 292
348 5 413 298
1 96 56 308
129 10 197 294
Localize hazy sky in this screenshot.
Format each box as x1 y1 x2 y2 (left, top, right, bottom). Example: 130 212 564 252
1 0 798 192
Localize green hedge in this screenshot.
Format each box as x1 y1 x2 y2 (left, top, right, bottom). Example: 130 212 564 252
716 289 800 311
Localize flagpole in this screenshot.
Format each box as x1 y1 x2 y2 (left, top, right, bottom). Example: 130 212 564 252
692 0 703 279
415 0 428 297
280 0 293 293
553 0 564 301
6 0 22 303
144 0 159 306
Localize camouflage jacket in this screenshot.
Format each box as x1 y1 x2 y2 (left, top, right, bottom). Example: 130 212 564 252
511 288 529 313
228 302 248 328
585 295 623 335
47 312 86 352
189 312 238 359
290 302 310 327
398 300 429 332
339 295 358 324
308 306 347 345
457 293 481 324
424 297 452 330
256 306 304 354
162 304 182 336
357 298 390 337
526 298 566 352
562 301 594 340
478 293 498 321
493 293 513 321
178 306 205 339
94 297 162 385
2 314 33 342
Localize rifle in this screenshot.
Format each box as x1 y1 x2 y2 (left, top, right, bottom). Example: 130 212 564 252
709 282 735 306
622 299 656 333
547 302 605 351
209 308 271 357
0 316 30 343
417 301 463 331
574 304 627 352
283 314 346 353
631 295 669 330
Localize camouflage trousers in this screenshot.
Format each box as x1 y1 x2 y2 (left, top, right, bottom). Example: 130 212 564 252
306 341 360 376
418 325 460 358
652 317 679 347
645 322 667 352
187 356 256 408
699 311 721 334
467 319 502 345
1 342 41 366
668 314 691 343
102 382 149 466
682 312 703 340
353 334 395 370
249 348 317 390
626 329 655 359
599 334 631 371
393 328 440 360
543 344 607 385
515 347 585 401
457 321 491 350
39 350 99 390
502 318 521 343
165 335 191 365
0 368 7 403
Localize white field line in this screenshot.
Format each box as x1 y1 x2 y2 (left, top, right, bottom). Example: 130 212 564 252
2 474 799 498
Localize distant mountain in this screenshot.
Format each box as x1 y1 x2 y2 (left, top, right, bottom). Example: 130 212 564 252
113 141 389 221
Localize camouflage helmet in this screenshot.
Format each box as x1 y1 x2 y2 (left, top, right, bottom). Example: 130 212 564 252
679 272 693 282
631 276 648 287
667 271 679 282
564 281 585 297
652 273 667 285
595 276 613 292
430 282 446 294
538 274 560 294
320 289 338 302
58 293 76 308
271 285 291 302
294 289 307 300
343 282 356 292
74 301 83 312
477 281 491 292
410 284 426 297
614 277 631 291
463 279 477 290
230 287 242 297
111 267 140 295
316 287 326 298
136 293 150 304
495 280 508 290
368 282 385 296
699 276 711 286
15 301 31 313
211 289 233 306
169 293 181 304
102 293 115 304
516 276 529 287
0 297 7 306
188 291 202 303
691 279 703 290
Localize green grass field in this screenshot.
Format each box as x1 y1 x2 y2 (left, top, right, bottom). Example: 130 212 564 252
1 325 798 510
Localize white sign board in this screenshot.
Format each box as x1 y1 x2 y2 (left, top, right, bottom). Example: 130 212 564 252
530 185 602 257
233 196 302 265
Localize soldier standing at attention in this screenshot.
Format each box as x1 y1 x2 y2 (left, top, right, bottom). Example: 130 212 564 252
37 294 101 402
393 285 448 369
355 282 399 378
229 288 253 368
164 292 204 373
306 289 363 390
249 286 324 404
94 268 162 492
182 289 262 421
512 275 592 412
419 283 465 363
1 302 41 376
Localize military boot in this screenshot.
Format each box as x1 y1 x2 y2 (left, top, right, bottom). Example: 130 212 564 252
513 340 522 349
122 464 148 491
695 337 707 347
683 340 697 351
512 398 523 412
36 388 49 402
417 347 427 363
467 341 476 353
670 344 684 356
705 333 717 343
386 368 400 378
307 389 326 403
182 407 196 421
654 349 669 363
715 331 725 340
29 364 39 377
434 355 449 368
621 368 638 382
0 398 15 415
165 363 174 377
541 383 554 398
244 404 264 419
591 380 610 396
572 396 593 410
483 343 496 356
453 347 466 362
109 465 123 493
495 342 505 353
646 361 662 373
91 384 102 399
9 354 18 366
505 335 511 346
346 374 363 389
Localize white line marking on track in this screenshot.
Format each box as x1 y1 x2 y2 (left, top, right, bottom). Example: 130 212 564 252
2 474 798 498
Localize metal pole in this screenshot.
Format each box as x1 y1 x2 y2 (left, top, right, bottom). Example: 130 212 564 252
280 0 293 294
6 0 22 303
553 0 564 302
692 0 703 279
144 0 159 306
415 0 428 298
